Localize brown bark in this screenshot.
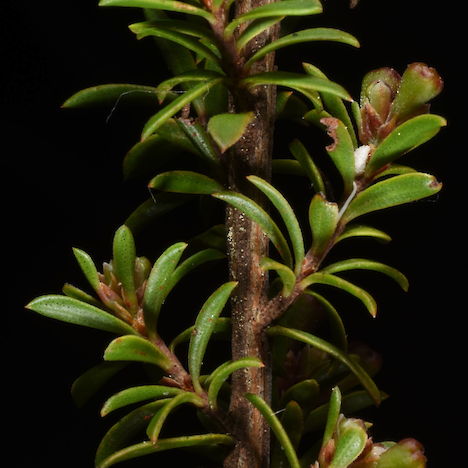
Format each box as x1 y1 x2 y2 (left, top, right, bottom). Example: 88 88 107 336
223 1 279 466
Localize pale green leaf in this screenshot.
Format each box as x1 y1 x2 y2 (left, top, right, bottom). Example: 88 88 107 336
322 386 341 446
246 28 359 68
207 112 254 153
149 170 224 194
62 283 101 308
72 248 100 292
236 16 284 51
260 257 296 297
101 385 184 416
26 295 137 335
341 173 442 223
309 193 339 257
212 191 293 267
335 224 392 244
189 282 237 394
248 175 305 274
104 335 172 371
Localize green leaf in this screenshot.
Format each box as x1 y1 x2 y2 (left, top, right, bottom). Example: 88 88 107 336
289 139 326 193
236 16 284 51
62 84 159 108
277 93 309 123
305 291 347 352
207 357 264 409
130 22 220 65
335 224 392 244
246 28 359 68
207 112 254 153
143 242 188 337
374 164 417 179
104 335 172 371
309 193 339 257
282 379 320 409
212 191 293 267
99 0 215 22
322 386 341 446
149 170 224 194
141 78 223 140
169 317 230 352
71 362 126 408
272 159 306 177
153 70 224 104
97 433 234 468
341 173 442 223
320 117 356 194
241 72 352 102
375 440 426 468
133 19 216 43
62 283 101 307
72 248 100 292
246 393 301 468
248 175 305 275
26 295 137 335
366 114 447 175
188 282 237 394
177 119 221 165
112 226 138 312
303 62 358 147
225 0 322 37
101 385 184 416
146 392 205 442
321 258 409 291
331 418 368 468
304 390 387 434
261 257 296 297
95 399 176 466
267 326 381 405
125 194 192 235
300 272 377 317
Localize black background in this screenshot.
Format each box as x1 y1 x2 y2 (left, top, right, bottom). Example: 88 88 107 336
3 0 463 466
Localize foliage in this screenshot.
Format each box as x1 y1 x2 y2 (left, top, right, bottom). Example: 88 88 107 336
27 0 444 466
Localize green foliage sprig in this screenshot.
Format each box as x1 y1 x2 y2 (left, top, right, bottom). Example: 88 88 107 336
27 0 445 466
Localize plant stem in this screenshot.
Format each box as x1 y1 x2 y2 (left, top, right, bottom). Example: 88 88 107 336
223 1 279 466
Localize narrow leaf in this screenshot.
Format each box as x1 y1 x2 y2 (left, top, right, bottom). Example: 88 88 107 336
331 419 368 468
101 385 184 416
309 193 339 257
212 191 293 267
62 283 101 307
141 78 222 140
321 258 409 291
207 112 254 153
322 386 341 446
169 317 230 352
248 175 305 274
272 159 306 177
112 225 138 312
72 248 100 292
95 400 179 466
374 164 417 179
241 72 352 102
188 282 237 394
320 117 356 194
341 173 442 223
300 272 377 317
267 326 381 405
261 257 296 297
26 295 137 335
366 114 446 175
303 62 358 147
225 0 322 36
104 335 172 371
208 357 264 409
236 16 284 51
246 393 301 468
132 19 216 43
335 224 392 244
282 379 320 409
177 119 220 164
146 392 204 442
99 0 215 22
62 84 158 108
289 139 326 193
71 362 126 408
149 170 224 194
143 242 187 337
97 434 234 468
246 28 359 68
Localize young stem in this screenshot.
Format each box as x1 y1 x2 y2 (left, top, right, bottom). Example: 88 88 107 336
222 1 279 467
